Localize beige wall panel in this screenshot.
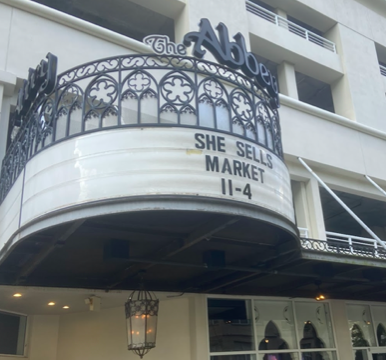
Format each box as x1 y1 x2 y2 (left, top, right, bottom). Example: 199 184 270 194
29 315 60 360
337 25 386 131
280 105 366 175
297 0 386 47
56 298 191 360
5 9 138 77
359 133 386 182
0 4 12 71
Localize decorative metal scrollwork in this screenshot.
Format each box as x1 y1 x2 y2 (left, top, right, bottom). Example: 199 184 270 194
203 79 224 99
300 237 386 260
85 75 118 110
160 71 194 105
0 53 285 204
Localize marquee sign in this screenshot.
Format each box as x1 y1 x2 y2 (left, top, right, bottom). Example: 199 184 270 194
143 35 186 56
3 24 294 236
143 18 279 109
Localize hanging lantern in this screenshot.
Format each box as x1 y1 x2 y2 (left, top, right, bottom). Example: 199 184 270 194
125 289 159 359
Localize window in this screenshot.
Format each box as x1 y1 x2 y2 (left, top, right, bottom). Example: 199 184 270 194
320 187 386 256
375 44 386 77
0 311 27 355
348 304 386 360
295 72 335 113
248 0 275 12
208 298 337 360
286 16 323 37
32 0 175 42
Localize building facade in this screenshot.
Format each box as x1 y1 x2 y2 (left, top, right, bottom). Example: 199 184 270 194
0 0 386 359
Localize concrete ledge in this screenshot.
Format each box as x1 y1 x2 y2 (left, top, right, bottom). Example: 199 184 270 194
0 70 16 96
0 0 152 55
280 94 386 142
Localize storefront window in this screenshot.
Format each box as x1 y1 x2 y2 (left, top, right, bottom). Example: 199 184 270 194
255 300 297 350
0 311 27 355
347 304 376 347
295 302 335 349
208 299 254 352
208 299 337 360
348 304 386 360
371 306 386 347
354 349 369 360
301 351 337 360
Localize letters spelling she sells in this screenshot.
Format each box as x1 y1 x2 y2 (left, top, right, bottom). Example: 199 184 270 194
194 133 273 184
183 18 279 109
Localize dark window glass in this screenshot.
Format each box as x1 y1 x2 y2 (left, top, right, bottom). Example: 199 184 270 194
263 354 294 360
354 349 368 360
296 72 335 113
0 311 27 355
351 323 370 347
211 356 256 360
32 0 175 42
300 321 325 349
208 299 254 352
248 0 275 12
301 352 337 360
373 354 386 360
259 321 289 350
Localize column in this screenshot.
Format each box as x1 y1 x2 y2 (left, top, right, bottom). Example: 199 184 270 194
278 61 299 99
305 177 326 240
189 294 209 360
29 315 60 360
292 181 312 234
330 300 353 360
0 70 17 162
292 177 326 240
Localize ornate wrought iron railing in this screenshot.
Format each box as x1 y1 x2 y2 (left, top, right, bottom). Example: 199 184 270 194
300 231 386 260
246 0 336 53
0 54 283 204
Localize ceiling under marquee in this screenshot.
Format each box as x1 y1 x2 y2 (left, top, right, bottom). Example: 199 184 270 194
1 208 386 302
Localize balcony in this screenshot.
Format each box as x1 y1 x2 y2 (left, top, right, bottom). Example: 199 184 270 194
246 0 336 53
380 64 386 76
300 229 386 261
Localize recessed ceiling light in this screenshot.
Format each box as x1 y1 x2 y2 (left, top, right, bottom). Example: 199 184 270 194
48 302 55 306
13 293 22 298
63 306 70 309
